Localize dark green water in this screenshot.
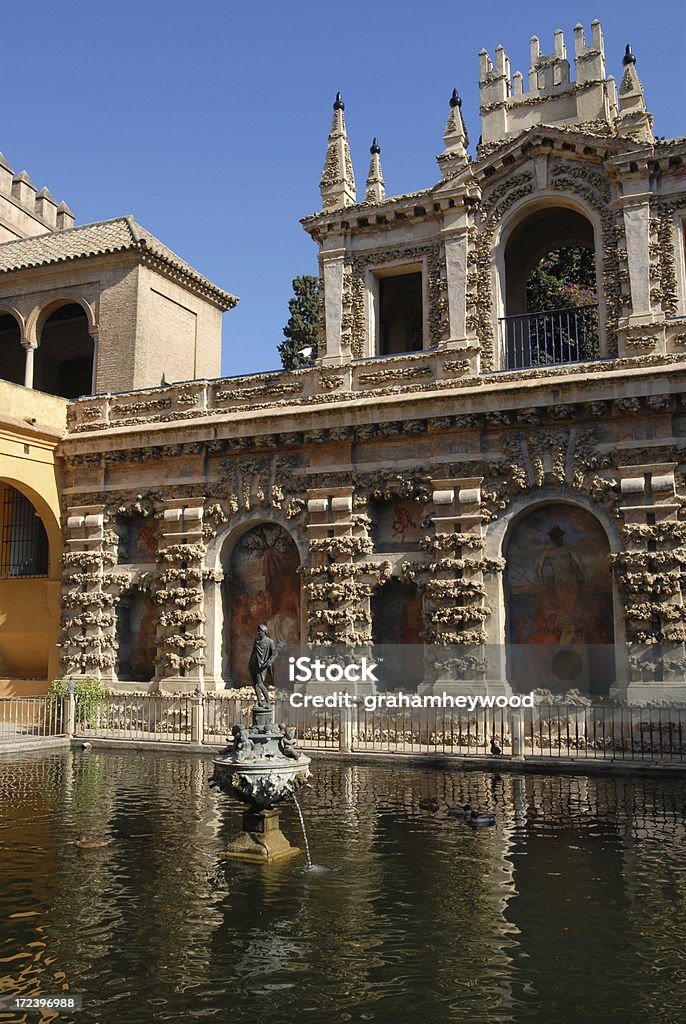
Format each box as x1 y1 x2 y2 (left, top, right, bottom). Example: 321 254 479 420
0 751 685 1024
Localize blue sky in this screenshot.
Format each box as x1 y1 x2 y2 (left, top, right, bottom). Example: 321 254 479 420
2 1 683 377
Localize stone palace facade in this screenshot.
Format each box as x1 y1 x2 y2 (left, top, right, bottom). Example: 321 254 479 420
2 20 686 701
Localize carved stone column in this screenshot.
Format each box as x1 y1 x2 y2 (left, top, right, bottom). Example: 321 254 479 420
318 247 347 367
614 462 685 697
615 164 665 354
419 476 494 694
61 505 117 682
154 498 206 693
303 485 376 694
22 341 36 389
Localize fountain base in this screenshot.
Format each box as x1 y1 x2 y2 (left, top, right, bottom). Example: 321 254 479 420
222 808 302 863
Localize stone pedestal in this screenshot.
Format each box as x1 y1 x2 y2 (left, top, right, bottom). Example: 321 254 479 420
222 808 301 864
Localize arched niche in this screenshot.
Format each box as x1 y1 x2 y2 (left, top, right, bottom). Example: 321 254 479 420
0 312 25 386
116 589 157 683
34 303 94 399
504 502 615 696
222 523 301 686
371 577 423 689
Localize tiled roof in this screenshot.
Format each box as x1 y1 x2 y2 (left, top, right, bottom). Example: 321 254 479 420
0 216 237 309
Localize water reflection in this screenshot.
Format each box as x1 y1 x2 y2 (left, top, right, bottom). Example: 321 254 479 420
0 752 684 1023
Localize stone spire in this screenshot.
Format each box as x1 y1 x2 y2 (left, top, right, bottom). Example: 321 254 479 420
616 45 654 143
437 89 469 178
364 138 385 204
319 92 356 211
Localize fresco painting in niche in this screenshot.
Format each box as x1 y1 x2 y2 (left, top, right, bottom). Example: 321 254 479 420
371 579 424 689
117 591 156 681
371 498 422 552
506 503 614 694
117 515 157 564
227 524 300 686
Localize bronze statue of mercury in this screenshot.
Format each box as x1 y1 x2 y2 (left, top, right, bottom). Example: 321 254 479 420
248 624 280 707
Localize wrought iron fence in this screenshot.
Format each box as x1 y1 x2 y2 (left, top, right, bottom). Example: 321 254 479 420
500 304 599 370
3 691 681 765
75 694 193 741
528 704 686 761
202 696 340 750
350 703 510 756
0 696 65 738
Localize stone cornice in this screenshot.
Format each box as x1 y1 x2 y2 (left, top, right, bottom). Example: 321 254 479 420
60 353 686 460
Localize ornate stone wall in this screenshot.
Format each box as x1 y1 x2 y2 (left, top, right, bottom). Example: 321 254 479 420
58 368 686 699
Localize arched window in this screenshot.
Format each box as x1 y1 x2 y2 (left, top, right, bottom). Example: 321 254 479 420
0 313 25 386
0 486 49 578
505 502 614 695
501 207 599 369
34 303 94 399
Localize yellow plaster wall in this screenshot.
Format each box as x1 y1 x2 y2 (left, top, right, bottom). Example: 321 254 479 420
0 380 66 693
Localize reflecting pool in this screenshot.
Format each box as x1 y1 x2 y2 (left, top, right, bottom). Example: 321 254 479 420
1 751 685 1023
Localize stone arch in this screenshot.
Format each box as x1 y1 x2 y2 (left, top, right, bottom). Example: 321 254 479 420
371 576 424 690
0 483 49 578
115 587 157 683
0 482 60 683
0 308 26 387
218 520 302 687
0 476 61 578
32 297 96 399
501 499 615 696
28 294 97 340
493 193 604 368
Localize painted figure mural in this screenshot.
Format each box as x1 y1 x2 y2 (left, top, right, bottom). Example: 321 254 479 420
505 504 614 694
116 590 156 682
226 524 300 686
371 498 422 552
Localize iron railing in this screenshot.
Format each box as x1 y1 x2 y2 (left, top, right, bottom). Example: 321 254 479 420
527 704 686 761
350 703 510 756
0 696 65 738
0 692 678 764
75 694 193 741
500 304 599 370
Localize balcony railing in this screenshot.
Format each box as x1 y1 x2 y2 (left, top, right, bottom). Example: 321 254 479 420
500 304 599 370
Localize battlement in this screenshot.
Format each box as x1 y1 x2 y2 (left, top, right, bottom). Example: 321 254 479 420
0 152 74 243
479 21 622 146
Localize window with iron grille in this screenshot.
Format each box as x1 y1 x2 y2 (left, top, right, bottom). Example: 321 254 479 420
0 487 49 578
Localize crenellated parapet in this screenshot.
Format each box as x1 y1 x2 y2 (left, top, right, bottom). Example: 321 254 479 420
0 151 74 243
478 22 626 147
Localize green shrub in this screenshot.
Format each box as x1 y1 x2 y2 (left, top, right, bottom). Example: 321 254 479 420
49 677 109 727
